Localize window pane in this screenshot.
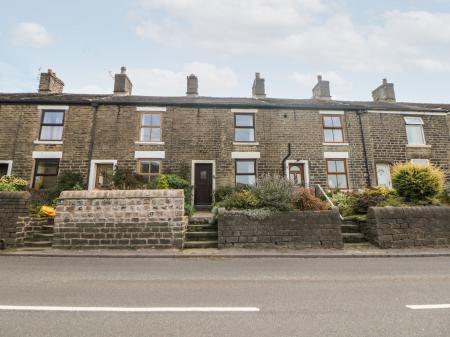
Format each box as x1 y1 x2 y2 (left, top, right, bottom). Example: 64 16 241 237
235 129 255 142
140 161 150 174
43 111 64 124
404 117 423 125
36 161 58 175
40 126 63 140
235 114 253 127
323 116 333 127
0 164 8 176
332 116 342 127
34 175 57 190
327 175 337 188
332 129 343 142
142 114 160 126
327 160 337 173
140 128 161 142
236 161 255 174
406 125 425 145
150 161 160 174
335 160 345 173
337 174 348 189
236 175 256 186
324 129 334 142
411 159 430 166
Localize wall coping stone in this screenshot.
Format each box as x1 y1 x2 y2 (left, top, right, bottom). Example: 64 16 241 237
0 191 31 200
59 189 184 199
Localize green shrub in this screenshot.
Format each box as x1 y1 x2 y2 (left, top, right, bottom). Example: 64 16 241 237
439 185 450 205
330 191 357 216
252 174 293 211
223 189 259 210
184 203 195 216
353 186 394 214
0 176 28 191
214 186 235 203
156 175 169 189
113 167 148 189
392 162 445 201
292 188 329 211
47 171 84 199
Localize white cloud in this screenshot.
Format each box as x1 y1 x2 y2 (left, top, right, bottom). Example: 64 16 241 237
12 22 53 48
128 62 238 96
132 1 450 73
290 71 352 100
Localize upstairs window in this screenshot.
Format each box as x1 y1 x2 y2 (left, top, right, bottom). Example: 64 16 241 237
33 159 59 190
235 114 255 142
326 159 348 189
140 113 161 142
404 117 425 145
39 110 64 140
235 160 256 186
137 159 161 182
323 115 344 143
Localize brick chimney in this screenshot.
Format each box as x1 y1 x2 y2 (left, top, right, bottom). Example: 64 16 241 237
113 66 133 96
372 78 396 102
312 75 331 100
252 72 266 99
186 74 198 96
38 69 64 94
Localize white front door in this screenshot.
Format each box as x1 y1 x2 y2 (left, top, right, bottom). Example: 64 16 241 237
376 164 392 188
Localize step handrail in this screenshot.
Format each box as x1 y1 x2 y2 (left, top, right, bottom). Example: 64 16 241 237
314 184 344 220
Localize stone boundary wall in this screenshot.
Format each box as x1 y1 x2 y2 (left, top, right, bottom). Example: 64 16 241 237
0 191 30 249
218 209 343 249
363 207 450 248
54 189 187 249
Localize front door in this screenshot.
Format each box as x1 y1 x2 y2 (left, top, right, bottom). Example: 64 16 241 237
289 163 305 187
95 164 114 189
376 163 392 188
194 163 213 208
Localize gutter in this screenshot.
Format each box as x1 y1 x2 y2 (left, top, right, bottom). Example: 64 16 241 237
85 103 99 188
357 110 372 187
281 143 291 177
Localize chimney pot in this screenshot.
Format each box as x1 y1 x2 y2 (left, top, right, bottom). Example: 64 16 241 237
38 69 64 94
312 74 331 100
186 74 199 96
113 66 133 96
372 78 396 102
252 72 266 99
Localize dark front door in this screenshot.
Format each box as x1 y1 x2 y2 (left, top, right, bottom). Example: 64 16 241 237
194 163 213 208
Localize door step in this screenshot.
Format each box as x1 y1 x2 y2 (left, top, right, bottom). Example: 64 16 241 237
342 233 366 244
184 241 218 249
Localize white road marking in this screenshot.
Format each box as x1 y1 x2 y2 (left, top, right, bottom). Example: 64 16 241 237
406 304 450 310
0 305 260 313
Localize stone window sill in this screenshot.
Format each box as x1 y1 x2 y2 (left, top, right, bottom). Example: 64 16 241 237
322 142 349 146
233 142 259 146
406 144 431 148
34 140 63 145
135 141 165 145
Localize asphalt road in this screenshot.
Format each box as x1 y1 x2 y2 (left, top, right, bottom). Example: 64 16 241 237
0 256 449 337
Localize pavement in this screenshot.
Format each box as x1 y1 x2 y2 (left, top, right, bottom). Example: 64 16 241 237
0 255 449 337
2 246 450 258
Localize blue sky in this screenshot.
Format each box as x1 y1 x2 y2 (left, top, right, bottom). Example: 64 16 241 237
1 0 450 102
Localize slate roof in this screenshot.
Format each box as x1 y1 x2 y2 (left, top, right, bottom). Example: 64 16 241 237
0 92 448 112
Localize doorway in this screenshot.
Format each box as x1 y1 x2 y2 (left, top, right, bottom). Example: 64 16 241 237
376 163 392 188
194 163 213 209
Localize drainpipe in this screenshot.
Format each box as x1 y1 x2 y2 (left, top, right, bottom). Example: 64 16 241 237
357 110 372 187
86 103 99 189
281 143 291 177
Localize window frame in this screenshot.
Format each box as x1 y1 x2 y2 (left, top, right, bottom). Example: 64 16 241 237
32 158 60 189
326 158 349 189
235 159 257 187
137 159 162 182
322 115 344 143
139 112 162 143
234 113 256 142
404 116 426 145
39 110 65 141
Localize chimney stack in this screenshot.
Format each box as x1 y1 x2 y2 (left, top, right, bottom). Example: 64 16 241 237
372 78 396 102
186 74 198 96
312 75 331 100
38 69 64 94
252 72 266 99
113 66 133 96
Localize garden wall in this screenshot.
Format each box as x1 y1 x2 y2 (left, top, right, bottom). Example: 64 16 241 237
363 207 450 248
54 189 187 249
218 209 343 248
0 191 30 249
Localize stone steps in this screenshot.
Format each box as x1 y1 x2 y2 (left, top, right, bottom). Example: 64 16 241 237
184 241 218 249
341 218 368 244
24 240 52 248
185 212 217 248
185 231 218 241
24 218 55 248
342 233 366 244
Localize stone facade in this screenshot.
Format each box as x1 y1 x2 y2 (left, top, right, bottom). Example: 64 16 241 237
218 209 343 248
0 191 30 248
362 206 450 248
54 189 187 249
